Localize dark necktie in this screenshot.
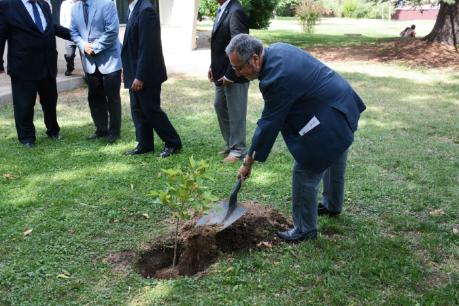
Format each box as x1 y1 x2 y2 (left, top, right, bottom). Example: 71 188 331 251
213 8 222 32
126 8 130 24
30 0 44 33
82 0 89 27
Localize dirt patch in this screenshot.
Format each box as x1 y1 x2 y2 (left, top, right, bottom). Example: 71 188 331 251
103 251 137 274
135 201 291 279
308 39 459 70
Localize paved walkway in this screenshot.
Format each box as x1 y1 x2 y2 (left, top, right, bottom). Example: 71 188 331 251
0 29 211 107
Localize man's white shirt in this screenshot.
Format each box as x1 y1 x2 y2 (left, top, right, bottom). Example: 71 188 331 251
21 0 48 30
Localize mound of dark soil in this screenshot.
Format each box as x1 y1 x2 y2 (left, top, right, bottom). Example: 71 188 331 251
135 201 291 279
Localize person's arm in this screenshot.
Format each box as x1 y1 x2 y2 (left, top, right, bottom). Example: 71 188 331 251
90 2 119 54
223 8 249 81
70 6 86 52
0 3 8 73
247 80 296 163
54 24 71 40
135 7 156 83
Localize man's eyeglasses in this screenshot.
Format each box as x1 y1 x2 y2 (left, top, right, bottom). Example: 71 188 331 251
231 57 251 73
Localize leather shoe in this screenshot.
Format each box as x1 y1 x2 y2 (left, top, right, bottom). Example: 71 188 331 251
48 133 61 140
22 142 35 148
159 146 181 158
125 147 153 156
318 203 341 217
223 155 240 163
277 228 317 243
107 134 119 144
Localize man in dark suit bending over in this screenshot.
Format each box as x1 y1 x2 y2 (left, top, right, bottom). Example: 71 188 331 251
228 34 366 243
121 0 182 157
0 0 71 147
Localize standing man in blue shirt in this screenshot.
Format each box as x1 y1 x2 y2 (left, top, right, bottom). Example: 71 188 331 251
227 34 366 242
70 0 122 144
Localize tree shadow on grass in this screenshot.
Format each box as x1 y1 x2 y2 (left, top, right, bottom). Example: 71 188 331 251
0 69 458 305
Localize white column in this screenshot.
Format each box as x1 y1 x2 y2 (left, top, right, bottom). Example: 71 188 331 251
159 0 199 51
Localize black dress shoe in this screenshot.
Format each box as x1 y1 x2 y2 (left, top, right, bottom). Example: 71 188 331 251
159 146 181 158
22 142 35 148
124 147 153 156
86 133 107 140
48 133 61 140
107 134 120 144
277 228 317 243
317 203 341 217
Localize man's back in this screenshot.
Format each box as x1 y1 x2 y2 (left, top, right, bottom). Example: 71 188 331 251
121 0 166 88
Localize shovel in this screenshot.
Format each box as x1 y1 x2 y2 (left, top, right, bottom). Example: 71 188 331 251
196 178 246 230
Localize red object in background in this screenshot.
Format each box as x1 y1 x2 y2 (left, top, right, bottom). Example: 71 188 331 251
392 5 439 20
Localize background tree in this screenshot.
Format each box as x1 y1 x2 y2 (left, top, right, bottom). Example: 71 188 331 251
423 0 458 46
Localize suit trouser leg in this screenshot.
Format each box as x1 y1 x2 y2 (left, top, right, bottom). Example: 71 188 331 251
214 85 230 149
292 161 324 233
321 150 348 213
132 85 182 150
86 70 109 136
37 76 60 137
214 83 249 157
11 77 38 143
102 70 122 137
129 89 154 151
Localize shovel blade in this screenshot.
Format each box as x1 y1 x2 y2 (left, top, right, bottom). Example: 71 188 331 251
196 201 247 230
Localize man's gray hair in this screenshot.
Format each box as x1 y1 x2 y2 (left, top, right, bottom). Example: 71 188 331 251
225 34 263 62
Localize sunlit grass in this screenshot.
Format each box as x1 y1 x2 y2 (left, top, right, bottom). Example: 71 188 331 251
0 43 458 306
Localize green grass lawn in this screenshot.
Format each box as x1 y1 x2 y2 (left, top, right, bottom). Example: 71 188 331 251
1 20 458 305
198 17 436 48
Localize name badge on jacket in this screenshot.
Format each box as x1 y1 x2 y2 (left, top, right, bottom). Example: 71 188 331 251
299 116 320 136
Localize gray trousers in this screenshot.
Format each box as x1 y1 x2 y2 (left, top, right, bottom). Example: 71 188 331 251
214 82 249 158
292 150 348 233
65 41 76 58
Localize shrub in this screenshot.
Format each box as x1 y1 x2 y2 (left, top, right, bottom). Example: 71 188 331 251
295 0 323 33
341 0 369 18
198 0 218 21
276 0 301 16
321 0 341 17
241 0 280 29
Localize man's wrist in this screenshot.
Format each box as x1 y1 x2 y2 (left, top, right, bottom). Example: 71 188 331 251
243 156 253 167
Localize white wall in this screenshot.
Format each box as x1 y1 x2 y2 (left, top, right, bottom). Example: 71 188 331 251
159 0 199 51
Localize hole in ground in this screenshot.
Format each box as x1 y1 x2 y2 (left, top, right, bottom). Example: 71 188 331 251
135 201 291 279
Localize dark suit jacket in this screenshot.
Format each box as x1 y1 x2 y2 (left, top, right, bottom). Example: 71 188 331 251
121 0 167 89
210 0 249 85
248 43 366 173
0 0 70 80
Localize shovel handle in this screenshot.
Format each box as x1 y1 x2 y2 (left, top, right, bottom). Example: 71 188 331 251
228 178 242 208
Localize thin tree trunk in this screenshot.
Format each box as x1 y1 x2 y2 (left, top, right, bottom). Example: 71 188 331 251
172 217 179 268
423 0 459 47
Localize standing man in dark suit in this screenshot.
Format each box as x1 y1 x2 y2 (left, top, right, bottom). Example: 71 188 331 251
0 0 71 147
227 34 366 242
121 0 182 157
209 0 249 163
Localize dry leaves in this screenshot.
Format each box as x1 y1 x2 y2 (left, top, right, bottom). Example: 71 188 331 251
3 173 16 180
429 209 445 217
